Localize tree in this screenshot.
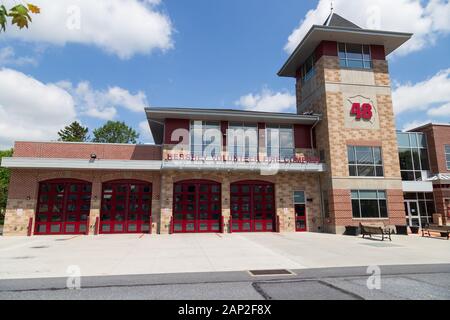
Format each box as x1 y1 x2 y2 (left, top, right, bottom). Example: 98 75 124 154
0 3 40 32
92 121 139 144
58 121 89 142
0 149 13 223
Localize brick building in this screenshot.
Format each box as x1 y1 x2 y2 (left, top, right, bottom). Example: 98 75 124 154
4 13 442 237
406 124 450 224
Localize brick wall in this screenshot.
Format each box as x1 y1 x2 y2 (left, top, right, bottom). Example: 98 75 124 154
13 141 162 161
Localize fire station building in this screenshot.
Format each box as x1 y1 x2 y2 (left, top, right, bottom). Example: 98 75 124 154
2 14 447 237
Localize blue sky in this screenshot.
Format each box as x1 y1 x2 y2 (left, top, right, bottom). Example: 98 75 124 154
0 0 449 148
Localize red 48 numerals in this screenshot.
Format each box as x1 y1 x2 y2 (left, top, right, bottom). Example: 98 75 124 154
351 103 373 120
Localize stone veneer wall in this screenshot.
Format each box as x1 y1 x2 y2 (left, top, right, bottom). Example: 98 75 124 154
159 171 324 234
295 53 405 234
3 169 161 236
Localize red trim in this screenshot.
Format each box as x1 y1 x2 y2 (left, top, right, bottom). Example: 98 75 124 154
314 41 338 61
370 45 386 60
94 217 99 235
294 124 312 149
27 218 33 237
295 204 307 232
164 118 190 145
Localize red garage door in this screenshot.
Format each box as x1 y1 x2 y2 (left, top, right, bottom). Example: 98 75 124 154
173 180 222 233
35 180 92 235
230 181 275 232
100 180 152 234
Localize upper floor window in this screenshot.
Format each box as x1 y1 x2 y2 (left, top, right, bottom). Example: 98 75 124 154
348 146 384 177
299 54 315 83
266 125 295 160
446 145 450 170
397 132 430 181
228 122 258 160
190 121 221 159
338 43 372 69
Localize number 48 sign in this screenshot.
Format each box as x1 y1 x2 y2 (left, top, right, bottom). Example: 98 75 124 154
351 103 373 120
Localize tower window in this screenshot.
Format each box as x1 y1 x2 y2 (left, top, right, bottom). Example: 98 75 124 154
299 54 315 83
338 43 372 69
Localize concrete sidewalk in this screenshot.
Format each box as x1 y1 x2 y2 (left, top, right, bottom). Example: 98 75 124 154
0 232 449 280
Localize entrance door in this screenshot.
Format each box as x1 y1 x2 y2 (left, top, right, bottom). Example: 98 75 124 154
173 180 222 233
230 181 275 232
405 201 421 227
35 180 92 235
100 181 152 234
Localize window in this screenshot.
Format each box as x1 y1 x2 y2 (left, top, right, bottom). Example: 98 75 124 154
266 125 294 160
338 43 372 69
351 190 388 219
397 132 430 181
446 145 450 170
228 122 258 160
299 54 315 83
348 146 384 177
190 121 221 159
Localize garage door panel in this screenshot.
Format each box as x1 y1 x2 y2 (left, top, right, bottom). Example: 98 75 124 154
173 180 222 233
35 180 92 236
99 180 152 234
231 181 275 233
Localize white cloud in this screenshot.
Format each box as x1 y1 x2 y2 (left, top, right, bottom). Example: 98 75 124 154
284 0 450 57
235 88 296 113
427 102 450 117
139 120 155 144
2 0 173 59
0 68 77 149
392 68 450 115
58 81 149 120
0 47 37 67
401 119 433 132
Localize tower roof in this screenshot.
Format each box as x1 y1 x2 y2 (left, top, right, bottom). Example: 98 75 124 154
323 12 361 29
278 13 412 78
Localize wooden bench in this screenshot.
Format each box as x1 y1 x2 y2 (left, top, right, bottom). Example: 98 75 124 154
360 223 392 241
422 224 450 240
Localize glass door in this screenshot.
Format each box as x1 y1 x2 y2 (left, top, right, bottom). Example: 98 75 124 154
405 201 421 228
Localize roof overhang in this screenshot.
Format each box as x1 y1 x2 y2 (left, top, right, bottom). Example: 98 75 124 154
146 107 322 145
0 157 162 171
278 25 413 78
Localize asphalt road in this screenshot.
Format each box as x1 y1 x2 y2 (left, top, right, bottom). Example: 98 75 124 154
0 264 449 300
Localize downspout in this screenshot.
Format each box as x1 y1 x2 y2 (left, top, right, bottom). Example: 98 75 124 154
310 115 320 151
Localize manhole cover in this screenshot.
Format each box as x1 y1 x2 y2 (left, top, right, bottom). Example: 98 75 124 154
249 269 294 276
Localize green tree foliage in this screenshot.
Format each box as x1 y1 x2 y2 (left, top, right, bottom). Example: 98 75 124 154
58 121 89 142
92 121 139 144
0 3 40 32
0 149 13 222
